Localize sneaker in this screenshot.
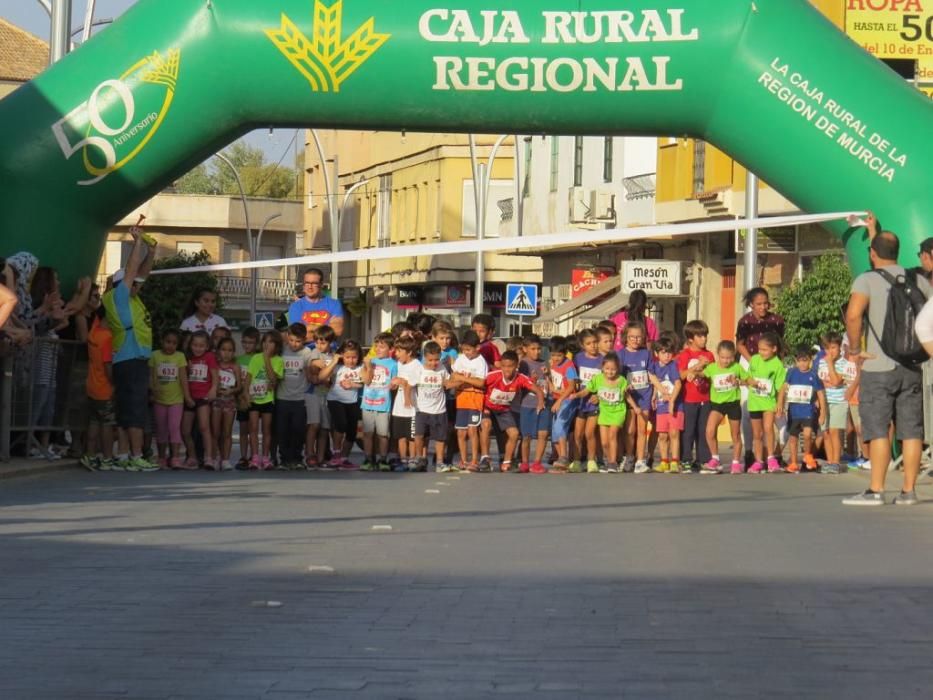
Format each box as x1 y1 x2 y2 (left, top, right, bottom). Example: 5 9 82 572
360 459 376 472
530 461 547 475
378 458 393 472
98 458 118 471
604 462 620 474
634 460 651 474
185 457 199 468
275 462 290 471
261 456 274 471
730 461 744 475
436 462 456 473
518 462 530 474
842 489 885 506
221 460 234 471
655 461 670 473
621 460 635 474
128 456 158 472
766 456 782 473
567 460 582 474
156 457 169 470
859 459 873 471
586 459 600 474
478 456 492 473
212 457 223 471
668 461 681 474
893 490 919 506
786 462 800 473
700 460 721 475
550 459 569 474
679 461 694 474
320 459 339 471
236 457 251 471
821 462 840 475
748 461 763 474
464 462 480 473
248 455 262 470
803 453 818 471
339 458 358 471
79 455 98 471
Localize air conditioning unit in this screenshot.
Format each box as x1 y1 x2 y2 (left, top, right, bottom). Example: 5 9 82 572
568 186 590 223
590 187 616 222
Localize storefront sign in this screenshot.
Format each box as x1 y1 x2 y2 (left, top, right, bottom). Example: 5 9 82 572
620 260 682 296
571 267 615 298
844 1 931 61
446 285 468 306
397 286 422 308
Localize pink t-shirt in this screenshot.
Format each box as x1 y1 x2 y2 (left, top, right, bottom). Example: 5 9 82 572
612 311 659 350
187 351 218 400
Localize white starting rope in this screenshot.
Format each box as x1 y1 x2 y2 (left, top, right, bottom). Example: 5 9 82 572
150 211 865 276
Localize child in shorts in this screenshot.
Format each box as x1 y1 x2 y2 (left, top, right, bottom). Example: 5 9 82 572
306 325 335 468
703 340 747 474
816 332 855 474
235 327 260 469
480 350 544 472
573 328 602 474
406 341 452 472
677 320 715 472
213 337 240 470
745 332 786 474
277 324 313 469
574 353 629 473
246 331 284 469
449 330 487 471
619 323 653 473
547 336 578 473
518 334 551 474
649 336 683 474
778 344 827 473
83 307 117 470
360 332 397 471
182 330 218 468
390 335 422 470
318 339 365 470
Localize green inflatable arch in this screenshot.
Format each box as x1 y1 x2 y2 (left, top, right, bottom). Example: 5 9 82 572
1 0 930 284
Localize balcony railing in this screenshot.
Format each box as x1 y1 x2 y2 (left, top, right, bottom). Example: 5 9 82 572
217 276 294 303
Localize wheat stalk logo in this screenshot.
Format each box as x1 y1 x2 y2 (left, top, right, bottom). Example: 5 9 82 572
140 49 180 91
266 0 389 93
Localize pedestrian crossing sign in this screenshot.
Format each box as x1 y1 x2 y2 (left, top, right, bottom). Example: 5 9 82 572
254 311 275 332
506 284 537 317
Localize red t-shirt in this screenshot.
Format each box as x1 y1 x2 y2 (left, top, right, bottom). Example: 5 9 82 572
478 340 500 368
676 348 715 403
484 370 534 412
188 351 218 400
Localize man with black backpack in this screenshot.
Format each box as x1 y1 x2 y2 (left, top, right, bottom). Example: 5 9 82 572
842 231 931 506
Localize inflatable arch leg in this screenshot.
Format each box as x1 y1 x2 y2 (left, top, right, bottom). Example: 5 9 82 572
0 0 930 285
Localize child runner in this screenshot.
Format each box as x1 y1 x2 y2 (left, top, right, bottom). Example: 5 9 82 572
149 329 189 469
449 330 487 472
677 320 715 472
816 332 854 475
306 325 336 469
745 331 786 474
360 332 397 471
472 313 501 369
572 328 602 474
574 353 629 473
518 334 551 474
547 336 578 473
83 307 117 470
212 337 240 471
649 336 683 474
408 341 453 472
619 322 653 473
277 324 314 469
390 335 422 470
480 350 544 472
318 340 365 470
246 330 284 469
778 344 827 473
182 330 218 469
235 327 260 469
703 340 746 474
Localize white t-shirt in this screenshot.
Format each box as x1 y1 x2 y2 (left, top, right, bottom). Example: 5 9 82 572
180 313 228 334
917 298 933 345
392 358 423 418
413 366 450 415
451 353 488 381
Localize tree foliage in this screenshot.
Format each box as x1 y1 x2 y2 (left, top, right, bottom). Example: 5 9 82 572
141 250 221 340
173 141 297 200
774 254 852 350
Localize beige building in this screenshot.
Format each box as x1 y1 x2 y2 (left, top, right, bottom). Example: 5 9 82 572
0 18 48 99
304 131 542 341
99 193 302 328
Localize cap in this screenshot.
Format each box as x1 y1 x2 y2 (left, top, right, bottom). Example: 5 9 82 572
112 269 125 284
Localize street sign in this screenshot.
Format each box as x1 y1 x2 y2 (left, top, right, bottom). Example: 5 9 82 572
254 311 275 332
506 283 537 317
620 260 683 297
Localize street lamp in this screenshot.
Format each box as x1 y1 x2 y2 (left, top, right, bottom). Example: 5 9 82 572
468 134 510 316
251 213 282 322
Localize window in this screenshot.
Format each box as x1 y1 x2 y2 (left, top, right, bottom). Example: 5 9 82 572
176 241 203 255
573 136 584 187
461 179 511 237
259 244 284 279
603 137 613 183
223 243 245 276
549 136 559 192
376 174 391 247
692 140 706 195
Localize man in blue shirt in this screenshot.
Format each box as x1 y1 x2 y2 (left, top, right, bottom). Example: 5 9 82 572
287 267 344 339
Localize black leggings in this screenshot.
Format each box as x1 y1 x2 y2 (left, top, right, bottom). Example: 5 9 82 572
682 401 712 464
275 399 306 463
327 400 361 442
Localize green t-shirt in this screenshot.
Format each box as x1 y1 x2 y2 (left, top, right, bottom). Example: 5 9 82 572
703 362 747 404
247 354 284 405
747 355 786 412
585 373 629 427
149 350 187 406
236 352 256 389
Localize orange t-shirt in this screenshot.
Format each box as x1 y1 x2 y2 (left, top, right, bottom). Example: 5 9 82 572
87 322 114 401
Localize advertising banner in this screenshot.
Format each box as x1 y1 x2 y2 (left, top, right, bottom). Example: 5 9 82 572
844 0 932 61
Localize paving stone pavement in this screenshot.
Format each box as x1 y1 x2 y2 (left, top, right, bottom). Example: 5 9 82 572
1 469 932 699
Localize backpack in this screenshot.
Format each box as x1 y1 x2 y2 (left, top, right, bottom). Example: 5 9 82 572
868 268 929 367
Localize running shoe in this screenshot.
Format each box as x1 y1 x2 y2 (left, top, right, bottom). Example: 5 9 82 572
699 460 721 475
464 462 479 473
634 460 651 474
668 461 681 474
747 461 764 474
478 456 492 472
360 459 376 472
518 462 530 474
249 455 262 470
604 462 620 474
235 458 250 471
170 457 184 469
842 489 884 506
305 457 319 471
679 461 694 474
127 456 159 472
156 457 168 470
98 458 118 471
803 453 818 471
79 455 98 471
550 459 569 474
378 458 393 472
339 459 359 471
436 462 457 473
221 460 234 471
730 460 744 475
821 462 840 475
530 461 547 474
893 490 919 506
786 462 800 473
500 461 514 473
567 460 583 474
261 456 274 470
184 457 199 469
655 461 670 473
766 456 782 473
586 459 600 474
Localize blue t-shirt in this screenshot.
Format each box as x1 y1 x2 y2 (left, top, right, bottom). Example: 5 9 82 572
287 295 344 336
784 367 824 420
620 348 653 410
649 360 682 415
574 352 603 415
361 357 397 413
440 348 458 367
111 282 152 363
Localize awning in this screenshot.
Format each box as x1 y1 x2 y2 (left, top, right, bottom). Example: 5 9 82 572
535 275 620 325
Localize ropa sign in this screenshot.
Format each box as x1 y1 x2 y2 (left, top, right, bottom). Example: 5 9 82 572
620 260 682 296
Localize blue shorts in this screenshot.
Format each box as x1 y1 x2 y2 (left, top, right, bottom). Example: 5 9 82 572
455 409 482 430
551 401 576 442
520 405 552 437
